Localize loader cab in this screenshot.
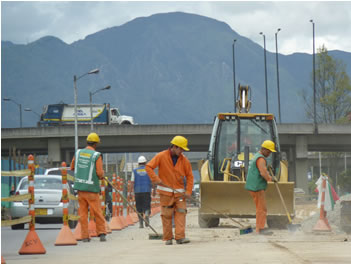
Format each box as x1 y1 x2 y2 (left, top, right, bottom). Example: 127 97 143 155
207 113 281 181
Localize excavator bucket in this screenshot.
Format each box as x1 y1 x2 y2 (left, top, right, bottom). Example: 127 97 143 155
199 181 295 228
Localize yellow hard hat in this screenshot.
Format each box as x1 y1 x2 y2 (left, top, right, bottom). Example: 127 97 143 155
261 140 276 152
170 135 189 151
87 132 100 143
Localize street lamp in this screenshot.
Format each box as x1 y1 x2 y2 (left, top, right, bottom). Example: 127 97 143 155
232 39 237 112
275 28 282 123
73 68 99 153
89 85 111 131
260 32 269 113
24 108 41 117
3 97 22 127
310 19 317 134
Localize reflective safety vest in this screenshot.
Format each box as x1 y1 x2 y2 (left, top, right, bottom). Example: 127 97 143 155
133 166 152 193
73 148 101 193
245 152 268 191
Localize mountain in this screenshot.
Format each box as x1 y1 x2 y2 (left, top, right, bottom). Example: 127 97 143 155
2 12 351 128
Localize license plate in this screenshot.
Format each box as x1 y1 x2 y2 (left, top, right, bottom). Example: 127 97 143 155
35 208 48 215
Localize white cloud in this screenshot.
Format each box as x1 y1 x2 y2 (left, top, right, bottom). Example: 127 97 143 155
1 1 351 54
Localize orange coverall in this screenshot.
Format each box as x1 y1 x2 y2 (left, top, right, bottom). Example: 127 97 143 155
249 157 271 233
145 149 194 241
70 146 106 239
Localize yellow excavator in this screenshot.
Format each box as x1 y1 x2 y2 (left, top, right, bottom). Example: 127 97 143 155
199 85 295 228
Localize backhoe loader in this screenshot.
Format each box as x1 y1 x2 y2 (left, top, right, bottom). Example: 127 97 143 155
199 85 294 228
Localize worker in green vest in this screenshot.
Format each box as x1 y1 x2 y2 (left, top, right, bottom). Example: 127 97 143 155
245 140 276 236
70 132 107 242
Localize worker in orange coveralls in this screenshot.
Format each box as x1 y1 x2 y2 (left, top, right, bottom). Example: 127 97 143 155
70 132 107 242
145 135 194 245
245 140 276 236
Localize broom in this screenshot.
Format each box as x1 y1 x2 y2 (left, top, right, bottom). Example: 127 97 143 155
159 183 253 235
104 177 163 240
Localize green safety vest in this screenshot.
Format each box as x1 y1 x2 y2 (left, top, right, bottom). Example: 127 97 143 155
245 152 268 191
73 148 101 193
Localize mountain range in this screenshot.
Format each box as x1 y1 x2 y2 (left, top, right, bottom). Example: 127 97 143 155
2 12 351 128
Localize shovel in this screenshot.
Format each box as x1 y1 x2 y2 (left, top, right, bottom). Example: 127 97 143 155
268 168 301 232
104 177 163 240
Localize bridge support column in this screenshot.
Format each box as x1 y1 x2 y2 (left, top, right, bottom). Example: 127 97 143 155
64 150 73 165
287 146 296 183
295 136 309 193
48 138 61 167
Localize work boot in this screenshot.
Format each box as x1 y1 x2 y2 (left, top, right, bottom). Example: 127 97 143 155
99 234 107 242
82 238 91 242
176 238 190 244
165 239 173 245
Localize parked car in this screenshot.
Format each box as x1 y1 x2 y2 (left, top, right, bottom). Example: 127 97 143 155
10 175 78 230
45 167 74 177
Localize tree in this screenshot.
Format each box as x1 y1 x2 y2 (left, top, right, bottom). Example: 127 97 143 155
304 45 351 123
302 46 351 191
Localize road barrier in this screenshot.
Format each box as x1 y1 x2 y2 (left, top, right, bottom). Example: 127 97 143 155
313 173 332 232
18 155 46 255
55 162 77 246
125 180 135 226
100 179 112 233
109 173 124 230
118 177 128 228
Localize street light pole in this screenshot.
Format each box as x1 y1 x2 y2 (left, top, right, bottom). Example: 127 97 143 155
89 91 93 131
275 28 282 123
73 68 99 153
3 97 22 127
260 32 268 113
232 39 237 113
89 85 111 131
24 108 40 117
310 19 317 134
74 75 78 153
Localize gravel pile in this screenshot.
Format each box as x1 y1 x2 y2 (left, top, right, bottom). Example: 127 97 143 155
301 193 351 234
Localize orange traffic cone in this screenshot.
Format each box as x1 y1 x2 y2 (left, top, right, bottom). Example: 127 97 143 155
1 256 6 264
55 225 78 246
120 215 129 228
18 230 46 255
131 212 139 223
125 213 134 226
109 215 124 230
88 218 97 237
74 221 82 240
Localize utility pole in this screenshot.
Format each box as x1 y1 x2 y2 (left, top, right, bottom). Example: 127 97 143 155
232 39 237 112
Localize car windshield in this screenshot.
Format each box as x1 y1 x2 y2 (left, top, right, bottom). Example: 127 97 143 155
19 178 62 190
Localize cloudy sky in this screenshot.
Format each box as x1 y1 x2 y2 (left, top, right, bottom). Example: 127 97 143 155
1 1 351 55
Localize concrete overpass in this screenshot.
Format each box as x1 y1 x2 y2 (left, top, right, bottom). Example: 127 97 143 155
2 123 351 191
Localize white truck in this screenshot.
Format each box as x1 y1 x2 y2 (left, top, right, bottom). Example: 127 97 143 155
38 103 134 127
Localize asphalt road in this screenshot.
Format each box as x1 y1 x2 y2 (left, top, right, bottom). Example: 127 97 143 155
1 223 63 259
2 208 351 264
